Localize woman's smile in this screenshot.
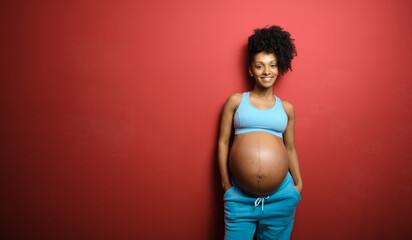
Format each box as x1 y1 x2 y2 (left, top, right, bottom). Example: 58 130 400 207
261 76 274 82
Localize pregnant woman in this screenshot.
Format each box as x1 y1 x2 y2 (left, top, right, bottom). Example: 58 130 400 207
217 25 303 240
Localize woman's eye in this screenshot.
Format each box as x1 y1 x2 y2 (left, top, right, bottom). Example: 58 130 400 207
256 66 263 69
271 65 277 68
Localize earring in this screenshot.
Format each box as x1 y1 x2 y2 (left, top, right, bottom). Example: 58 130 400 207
250 74 254 77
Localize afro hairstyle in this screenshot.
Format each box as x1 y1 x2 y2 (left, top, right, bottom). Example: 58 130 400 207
248 25 297 75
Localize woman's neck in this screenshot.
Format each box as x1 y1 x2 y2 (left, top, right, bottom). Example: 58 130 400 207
250 86 274 99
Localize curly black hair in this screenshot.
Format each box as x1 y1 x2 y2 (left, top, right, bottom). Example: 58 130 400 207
248 25 297 75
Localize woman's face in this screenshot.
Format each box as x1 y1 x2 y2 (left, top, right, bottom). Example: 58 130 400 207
249 52 279 88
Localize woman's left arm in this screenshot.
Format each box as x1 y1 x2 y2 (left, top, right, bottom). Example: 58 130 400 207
282 101 303 195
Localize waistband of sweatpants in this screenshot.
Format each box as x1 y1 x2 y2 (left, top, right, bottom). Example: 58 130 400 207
230 171 291 198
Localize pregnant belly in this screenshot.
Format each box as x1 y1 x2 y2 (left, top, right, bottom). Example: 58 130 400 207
229 131 289 196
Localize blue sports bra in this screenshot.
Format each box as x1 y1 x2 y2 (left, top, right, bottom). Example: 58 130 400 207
234 92 288 138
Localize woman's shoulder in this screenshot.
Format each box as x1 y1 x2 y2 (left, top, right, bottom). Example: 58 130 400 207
280 99 295 116
228 92 244 100
225 92 244 110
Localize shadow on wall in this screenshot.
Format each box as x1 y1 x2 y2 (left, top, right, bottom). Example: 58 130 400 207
243 43 255 91
208 43 252 239
209 105 234 239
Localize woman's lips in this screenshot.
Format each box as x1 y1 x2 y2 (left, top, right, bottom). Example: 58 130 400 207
261 77 273 82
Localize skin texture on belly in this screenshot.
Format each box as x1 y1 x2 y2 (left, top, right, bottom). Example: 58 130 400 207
229 131 289 196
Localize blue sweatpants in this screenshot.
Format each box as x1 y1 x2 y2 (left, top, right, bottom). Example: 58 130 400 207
224 171 301 240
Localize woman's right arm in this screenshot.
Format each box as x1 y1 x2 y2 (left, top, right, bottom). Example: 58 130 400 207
217 93 241 193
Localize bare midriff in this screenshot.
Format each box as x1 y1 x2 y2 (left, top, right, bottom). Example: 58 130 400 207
229 131 289 196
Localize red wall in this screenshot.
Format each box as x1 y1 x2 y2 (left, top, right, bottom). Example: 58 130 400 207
1 0 411 239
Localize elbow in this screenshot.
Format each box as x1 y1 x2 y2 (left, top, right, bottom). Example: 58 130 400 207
218 140 229 149
286 146 296 154
284 141 296 153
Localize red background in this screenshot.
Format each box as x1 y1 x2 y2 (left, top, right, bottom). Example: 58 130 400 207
1 0 411 239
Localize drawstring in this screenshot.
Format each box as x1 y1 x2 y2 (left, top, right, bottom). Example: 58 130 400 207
254 196 270 212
